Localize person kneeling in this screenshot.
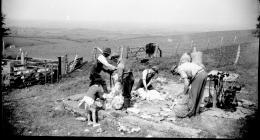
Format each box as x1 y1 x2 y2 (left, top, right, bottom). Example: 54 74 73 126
134 66 159 91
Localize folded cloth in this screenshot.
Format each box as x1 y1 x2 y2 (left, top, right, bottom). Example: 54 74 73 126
78 96 94 110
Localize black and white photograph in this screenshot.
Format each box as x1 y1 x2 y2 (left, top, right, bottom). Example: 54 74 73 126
1 0 259 138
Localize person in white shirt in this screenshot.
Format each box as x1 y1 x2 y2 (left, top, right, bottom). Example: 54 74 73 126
134 66 159 91
171 60 207 118
89 48 117 94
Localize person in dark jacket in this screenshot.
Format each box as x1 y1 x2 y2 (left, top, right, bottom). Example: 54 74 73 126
89 47 117 93
117 57 134 110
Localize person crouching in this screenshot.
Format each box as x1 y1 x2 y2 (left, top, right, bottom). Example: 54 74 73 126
134 66 159 91
78 84 106 127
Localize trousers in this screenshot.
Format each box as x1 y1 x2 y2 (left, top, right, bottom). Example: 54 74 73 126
89 73 108 93
122 72 134 108
174 71 208 118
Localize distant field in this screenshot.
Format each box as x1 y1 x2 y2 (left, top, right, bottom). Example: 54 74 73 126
3 28 257 61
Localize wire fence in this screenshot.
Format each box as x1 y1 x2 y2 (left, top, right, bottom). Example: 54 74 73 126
159 35 258 68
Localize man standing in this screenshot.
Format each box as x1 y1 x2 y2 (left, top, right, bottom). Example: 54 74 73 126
89 47 117 94
117 57 134 110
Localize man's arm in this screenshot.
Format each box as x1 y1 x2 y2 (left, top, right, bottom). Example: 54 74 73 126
97 55 116 70
146 80 153 88
95 47 103 53
146 73 157 88
142 69 148 91
183 78 190 94
179 70 190 94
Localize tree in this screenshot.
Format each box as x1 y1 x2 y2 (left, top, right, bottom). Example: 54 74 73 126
1 14 11 37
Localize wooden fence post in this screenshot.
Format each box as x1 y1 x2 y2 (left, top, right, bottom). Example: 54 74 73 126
126 47 129 59
93 47 96 61
51 65 53 84
58 56 62 81
233 35 237 44
44 60 47 84
234 43 241 66
217 36 224 67
61 56 66 76
21 50 25 65
175 42 179 56
206 39 210 52
3 61 12 87
65 54 68 74
191 40 194 50
2 40 5 56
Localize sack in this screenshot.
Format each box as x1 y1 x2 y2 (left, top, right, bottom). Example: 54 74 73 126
111 95 124 109
110 82 122 97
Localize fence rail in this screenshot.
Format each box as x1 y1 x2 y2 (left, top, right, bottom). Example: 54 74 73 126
1 52 84 89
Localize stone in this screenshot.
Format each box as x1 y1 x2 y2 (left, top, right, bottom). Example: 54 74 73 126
153 116 165 122
161 107 172 112
127 107 140 114
118 123 130 133
140 114 152 119
166 117 176 122
54 103 65 111
117 122 141 134
153 113 160 117
160 112 169 117
75 117 86 121
130 127 141 133
96 128 103 133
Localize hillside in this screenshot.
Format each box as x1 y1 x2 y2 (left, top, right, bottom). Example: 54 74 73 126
2 28 258 137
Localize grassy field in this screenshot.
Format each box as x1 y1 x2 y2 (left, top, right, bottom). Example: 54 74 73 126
4 27 257 60
2 27 259 137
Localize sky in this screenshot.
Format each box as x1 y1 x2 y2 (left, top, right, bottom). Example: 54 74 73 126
2 0 259 32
